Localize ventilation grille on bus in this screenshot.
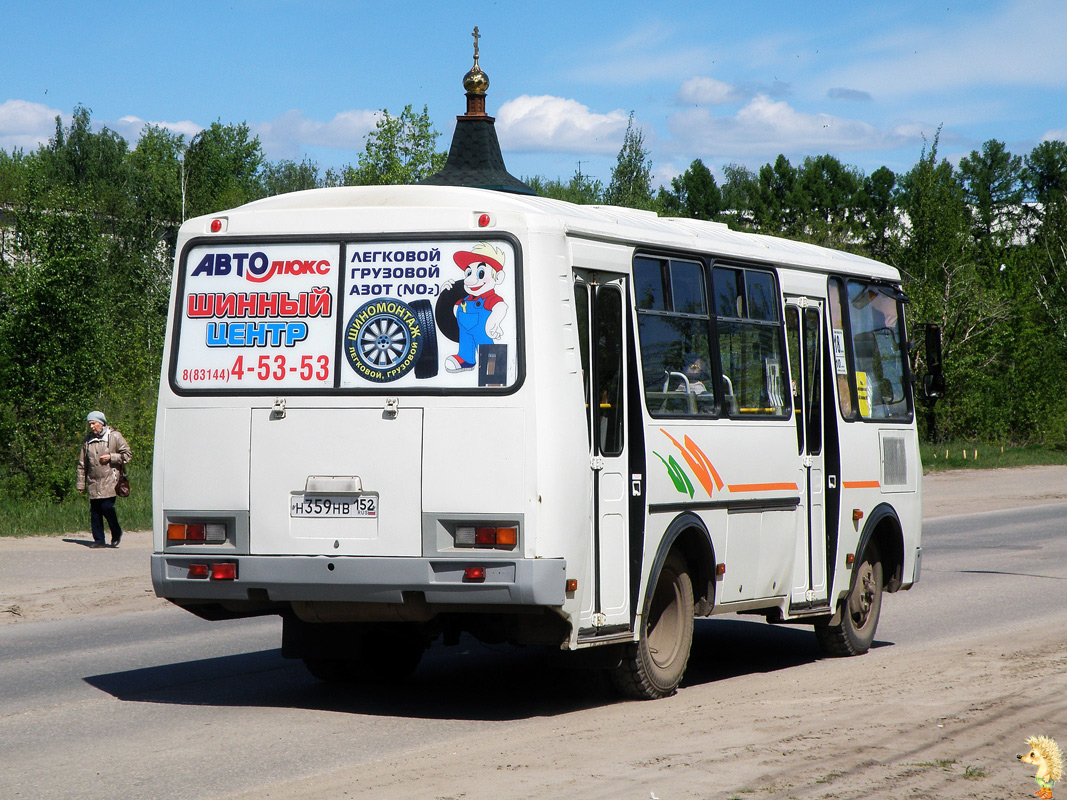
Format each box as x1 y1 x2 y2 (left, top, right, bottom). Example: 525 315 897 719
882 435 908 486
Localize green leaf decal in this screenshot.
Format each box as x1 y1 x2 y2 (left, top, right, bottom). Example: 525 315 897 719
654 451 694 497
669 455 695 498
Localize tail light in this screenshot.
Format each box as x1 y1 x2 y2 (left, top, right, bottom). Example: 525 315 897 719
167 522 227 543
455 525 518 549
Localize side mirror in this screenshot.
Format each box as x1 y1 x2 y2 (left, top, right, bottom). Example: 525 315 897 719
921 324 945 399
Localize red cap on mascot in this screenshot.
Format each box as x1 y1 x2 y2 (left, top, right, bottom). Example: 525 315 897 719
453 242 505 273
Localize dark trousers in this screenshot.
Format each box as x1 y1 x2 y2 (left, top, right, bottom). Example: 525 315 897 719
89 497 122 544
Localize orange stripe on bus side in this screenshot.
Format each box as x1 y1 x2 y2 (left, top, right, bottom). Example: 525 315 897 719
727 482 799 493
842 480 881 489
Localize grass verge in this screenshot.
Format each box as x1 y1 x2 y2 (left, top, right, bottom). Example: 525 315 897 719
921 441 1067 472
0 464 152 537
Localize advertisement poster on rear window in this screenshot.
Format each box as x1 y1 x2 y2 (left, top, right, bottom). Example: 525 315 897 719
173 243 340 391
341 240 518 389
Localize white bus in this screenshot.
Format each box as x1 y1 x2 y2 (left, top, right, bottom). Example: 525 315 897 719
152 185 939 698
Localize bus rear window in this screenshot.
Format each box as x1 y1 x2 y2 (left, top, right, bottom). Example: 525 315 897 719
171 239 520 392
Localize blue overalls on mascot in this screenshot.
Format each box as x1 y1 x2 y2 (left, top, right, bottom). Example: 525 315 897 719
443 242 509 373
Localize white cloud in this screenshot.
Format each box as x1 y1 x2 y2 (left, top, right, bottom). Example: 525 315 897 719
667 95 910 159
113 115 202 143
1043 128 1067 143
677 77 735 106
496 95 630 154
0 99 63 151
253 108 379 160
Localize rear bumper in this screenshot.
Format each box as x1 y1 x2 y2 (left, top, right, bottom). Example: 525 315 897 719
151 553 567 607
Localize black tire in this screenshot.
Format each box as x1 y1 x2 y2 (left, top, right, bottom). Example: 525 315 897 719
302 624 425 684
435 281 467 343
815 543 883 657
412 299 439 379
611 552 694 699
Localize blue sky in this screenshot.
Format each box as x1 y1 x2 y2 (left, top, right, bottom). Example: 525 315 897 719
3 0 1066 188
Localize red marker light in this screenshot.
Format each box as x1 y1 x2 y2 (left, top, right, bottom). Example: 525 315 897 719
188 564 209 579
211 563 237 581
463 566 486 581
478 213 491 227
210 219 223 233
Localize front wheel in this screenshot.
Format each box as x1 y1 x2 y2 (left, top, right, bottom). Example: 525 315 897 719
815 543 883 657
611 552 694 699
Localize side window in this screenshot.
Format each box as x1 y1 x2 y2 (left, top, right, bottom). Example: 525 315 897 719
635 256 716 417
712 266 788 417
846 281 910 421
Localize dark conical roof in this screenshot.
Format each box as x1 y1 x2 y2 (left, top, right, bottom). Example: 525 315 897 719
420 27 536 195
422 116 535 194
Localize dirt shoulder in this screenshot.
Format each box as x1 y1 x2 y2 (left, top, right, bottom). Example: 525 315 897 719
217 620 1067 800
4 465 1067 627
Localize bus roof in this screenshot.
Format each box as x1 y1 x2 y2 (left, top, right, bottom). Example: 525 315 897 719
215 185 900 281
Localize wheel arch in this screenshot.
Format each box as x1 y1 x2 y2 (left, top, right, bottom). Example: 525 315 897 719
643 512 716 618
857 502 905 592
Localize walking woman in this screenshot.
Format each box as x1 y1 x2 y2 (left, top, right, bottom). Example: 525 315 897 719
76 411 132 548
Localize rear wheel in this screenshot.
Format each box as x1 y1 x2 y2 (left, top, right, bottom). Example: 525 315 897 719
611 552 694 699
815 544 883 656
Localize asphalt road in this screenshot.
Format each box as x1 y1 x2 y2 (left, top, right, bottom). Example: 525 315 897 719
2 502 1066 800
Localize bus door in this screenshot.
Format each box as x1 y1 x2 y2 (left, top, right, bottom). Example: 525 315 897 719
785 297 829 610
573 271 631 630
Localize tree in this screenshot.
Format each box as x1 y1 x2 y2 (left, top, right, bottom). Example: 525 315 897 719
344 105 445 186
0 148 25 205
34 105 129 215
1025 140 1067 206
604 112 654 210
897 130 1009 442
752 154 798 233
958 139 1024 258
127 124 185 237
262 157 321 196
718 163 759 229
793 154 860 247
0 185 110 499
658 159 721 220
1024 140 1067 239
183 121 264 217
525 165 603 204
854 166 900 260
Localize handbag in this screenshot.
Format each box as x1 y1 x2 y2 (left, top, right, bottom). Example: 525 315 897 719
116 463 131 498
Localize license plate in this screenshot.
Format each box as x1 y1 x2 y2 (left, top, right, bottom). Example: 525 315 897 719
290 494 378 518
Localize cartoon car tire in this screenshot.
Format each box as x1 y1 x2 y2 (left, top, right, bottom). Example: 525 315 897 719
412 299 438 379
435 281 467 343
344 299 421 383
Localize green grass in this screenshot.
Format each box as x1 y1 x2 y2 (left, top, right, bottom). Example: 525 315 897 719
0 463 152 537
921 441 1067 472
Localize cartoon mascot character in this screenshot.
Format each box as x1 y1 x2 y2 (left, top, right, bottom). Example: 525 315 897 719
442 242 508 373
